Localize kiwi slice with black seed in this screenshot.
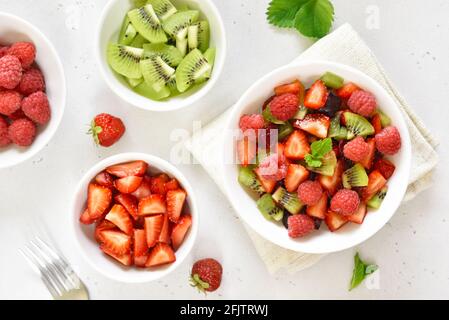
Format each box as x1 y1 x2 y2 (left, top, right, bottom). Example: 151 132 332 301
307 151 337 177
128 4 167 43
342 163 369 188
143 43 183 67
118 16 137 45
188 21 210 52
342 112 375 137
272 187 304 215
257 194 284 221
134 80 171 100
238 167 265 195
175 49 211 92
129 34 149 48
194 47 215 84
147 0 177 21
162 10 199 40
140 56 175 92
328 114 350 140
107 43 144 78
367 186 388 209
278 122 293 141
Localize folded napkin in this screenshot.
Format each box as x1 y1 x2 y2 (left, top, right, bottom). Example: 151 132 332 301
185 23 439 274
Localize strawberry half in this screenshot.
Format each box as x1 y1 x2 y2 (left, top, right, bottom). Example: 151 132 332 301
284 164 309 193
306 193 328 220
130 176 151 200
362 170 387 201
95 220 117 243
165 178 180 192
284 130 310 160
374 158 395 179
293 114 330 139
94 171 114 188
236 136 257 167
145 243 176 267
171 214 192 251
106 160 148 178
100 244 132 266
166 189 187 223
150 174 168 195
318 159 344 195
304 80 328 109
274 80 305 101
325 211 348 232
133 229 148 267
114 176 143 194
359 138 376 170
97 229 131 255
105 204 133 235
254 167 277 193
79 208 95 225
138 194 167 215
144 214 164 247
114 194 138 220
345 203 367 224
336 82 360 99
158 213 171 244
87 183 112 220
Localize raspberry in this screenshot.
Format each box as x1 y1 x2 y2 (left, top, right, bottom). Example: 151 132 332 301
269 93 299 121
297 180 323 206
288 214 315 238
7 42 36 69
239 114 266 133
0 90 22 116
0 46 9 58
18 68 45 95
343 136 369 162
8 118 36 146
330 189 360 216
347 90 377 117
8 108 26 120
0 55 23 89
0 116 11 147
21 91 51 125
375 126 401 155
257 153 287 181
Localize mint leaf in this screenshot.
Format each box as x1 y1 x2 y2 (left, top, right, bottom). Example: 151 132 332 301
305 154 322 168
310 138 332 157
266 0 310 28
294 0 334 38
349 253 378 291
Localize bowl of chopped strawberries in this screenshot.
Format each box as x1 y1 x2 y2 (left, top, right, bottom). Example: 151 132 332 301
222 60 411 254
71 153 198 283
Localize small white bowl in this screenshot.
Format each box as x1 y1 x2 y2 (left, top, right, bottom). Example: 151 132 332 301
0 13 66 168
222 60 412 254
71 153 199 283
96 0 226 112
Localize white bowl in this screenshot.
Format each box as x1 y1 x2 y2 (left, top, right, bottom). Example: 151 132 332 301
0 13 66 168
71 153 199 283
222 60 412 254
96 0 226 112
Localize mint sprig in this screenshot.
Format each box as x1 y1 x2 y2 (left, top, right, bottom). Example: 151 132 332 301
304 138 332 168
349 253 378 291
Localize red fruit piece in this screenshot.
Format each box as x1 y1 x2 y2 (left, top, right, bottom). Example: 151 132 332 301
375 126 401 155
0 46 8 58
254 167 277 193
347 90 377 117
145 243 176 267
158 213 171 244
284 164 309 193
297 180 323 206
287 214 315 238
79 208 94 225
18 68 45 95
94 220 116 243
371 114 382 134
100 244 132 266
89 113 125 147
274 80 305 101
238 114 266 133
94 171 114 188
167 189 187 223
343 136 370 162
359 138 376 170
133 229 148 267
191 258 222 292
304 80 328 109
138 194 166 215
105 204 133 235
345 203 367 224
236 135 257 167
336 82 360 99
257 153 287 181
361 170 387 201
330 189 360 216
374 158 396 179
293 114 330 139
325 210 348 232
87 183 112 220
97 229 131 256
0 55 22 89
131 176 152 199
144 214 164 248
114 193 138 220
306 193 328 220
21 91 51 125
0 116 11 147
8 118 36 147
269 93 299 121
0 90 22 116
7 42 36 68
283 130 310 160
171 214 192 251
318 159 344 195
106 160 148 178
8 108 26 120
149 174 168 195
164 178 180 192
114 175 143 194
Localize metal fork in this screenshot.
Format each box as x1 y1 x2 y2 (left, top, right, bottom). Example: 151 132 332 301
19 236 89 300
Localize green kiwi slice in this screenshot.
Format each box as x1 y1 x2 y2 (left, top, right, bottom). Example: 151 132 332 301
377 109 391 127
278 122 293 141
342 111 375 137
257 194 284 221
263 106 285 125
294 106 309 120
128 4 167 43
133 0 147 7
140 56 175 92
272 187 304 215
134 80 171 100
188 21 210 52
118 16 137 45
147 0 177 21
176 37 188 57
194 47 215 84
328 114 350 140
107 43 144 78
126 77 144 88
162 10 199 40
238 167 265 195
307 151 337 176
129 34 149 48
175 49 211 92
320 72 344 89
342 164 369 188
143 43 183 67
367 187 388 209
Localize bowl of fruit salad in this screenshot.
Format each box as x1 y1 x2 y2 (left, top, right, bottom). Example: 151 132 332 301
96 0 225 111
222 60 411 254
71 153 198 283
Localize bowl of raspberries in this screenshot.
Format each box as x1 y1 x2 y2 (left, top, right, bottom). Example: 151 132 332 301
0 13 66 168
222 60 411 254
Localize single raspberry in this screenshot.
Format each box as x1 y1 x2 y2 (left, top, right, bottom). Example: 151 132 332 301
343 136 370 162
8 118 36 146
288 214 315 238
0 55 23 89
0 90 22 116
0 46 9 58
8 108 26 120
18 68 45 95
0 116 11 147
375 126 401 155
7 42 36 69
297 180 323 206
21 91 51 125
347 90 377 117
239 114 266 133
257 153 287 181
269 93 299 121
330 189 360 216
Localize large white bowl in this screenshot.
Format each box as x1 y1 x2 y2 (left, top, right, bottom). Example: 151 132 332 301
222 60 412 254
71 153 199 283
0 13 66 168
96 0 226 112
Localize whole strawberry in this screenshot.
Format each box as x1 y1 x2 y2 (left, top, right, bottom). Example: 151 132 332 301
190 258 222 293
88 113 125 147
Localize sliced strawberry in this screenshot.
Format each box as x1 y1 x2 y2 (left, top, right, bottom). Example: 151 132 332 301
149 174 168 195
276 142 285 158
359 138 376 170
254 167 277 193
371 114 382 134
94 171 114 188
79 208 95 225
345 203 367 224
274 80 305 100
106 160 148 178
236 136 257 167
133 229 148 267
165 178 180 192
284 164 309 193
158 213 171 244
105 204 133 235
144 214 164 247
145 243 176 267
95 220 117 243
100 244 132 266
166 189 187 223
114 193 138 220
284 130 310 160
325 211 348 232
336 82 360 99
138 194 166 215
114 176 143 194
362 170 387 201
304 80 328 109
97 229 131 255
306 193 328 219
87 183 112 220
318 159 344 195
293 114 330 139
374 158 395 179
171 214 192 251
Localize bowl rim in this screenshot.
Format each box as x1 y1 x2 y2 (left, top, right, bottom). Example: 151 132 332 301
0 12 66 169
95 0 227 112
70 152 199 283
221 60 412 254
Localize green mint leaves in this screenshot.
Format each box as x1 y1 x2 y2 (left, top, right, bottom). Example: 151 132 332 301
304 138 332 168
349 253 378 291
267 0 335 38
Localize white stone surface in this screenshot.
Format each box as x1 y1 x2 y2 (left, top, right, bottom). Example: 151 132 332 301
0 0 448 299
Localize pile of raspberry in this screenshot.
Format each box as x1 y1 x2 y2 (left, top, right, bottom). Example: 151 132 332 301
0 42 50 148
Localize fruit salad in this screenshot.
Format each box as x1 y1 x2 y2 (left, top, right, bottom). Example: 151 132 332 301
107 0 216 101
79 160 192 268
237 72 402 238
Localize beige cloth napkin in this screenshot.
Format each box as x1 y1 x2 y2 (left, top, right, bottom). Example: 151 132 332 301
185 24 439 274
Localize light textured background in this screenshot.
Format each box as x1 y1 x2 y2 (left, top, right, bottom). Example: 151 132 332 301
0 0 448 299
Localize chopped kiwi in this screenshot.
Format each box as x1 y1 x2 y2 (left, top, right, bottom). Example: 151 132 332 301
257 194 284 221
272 187 304 215
263 106 285 124
134 80 171 100
342 164 369 188
166 75 180 96
342 111 375 137
177 4 190 11
176 37 188 57
367 187 388 209
162 10 199 40
118 16 137 45
238 167 265 195
202 47 215 78
133 0 147 7
147 0 177 21
175 49 211 92
188 21 210 52
377 109 391 128
278 122 293 141
107 43 143 78
129 34 149 48
328 115 350 140
143 43 183 67
128 4 167 43
140 56 175 92
294 106 308 120
126 77 144 87
307 151 337 176
321 72 344 89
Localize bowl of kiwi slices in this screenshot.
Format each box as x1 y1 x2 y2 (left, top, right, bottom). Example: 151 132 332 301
97 0 226 111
